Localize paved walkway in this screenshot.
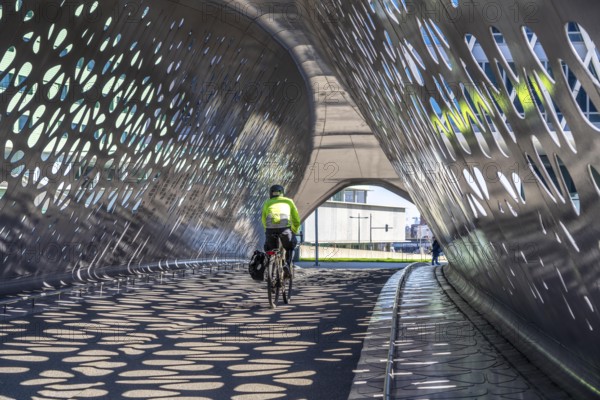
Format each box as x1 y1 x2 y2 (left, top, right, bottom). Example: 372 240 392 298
0 267 394 399
389 266 571 399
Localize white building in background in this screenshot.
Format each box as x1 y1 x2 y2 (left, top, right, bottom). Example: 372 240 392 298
413 225 432 240
303 186 405 249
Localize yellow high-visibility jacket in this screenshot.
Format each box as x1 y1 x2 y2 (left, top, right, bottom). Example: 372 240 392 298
261 195 300 234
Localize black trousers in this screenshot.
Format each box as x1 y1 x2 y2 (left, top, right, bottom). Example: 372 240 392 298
264 228 297 266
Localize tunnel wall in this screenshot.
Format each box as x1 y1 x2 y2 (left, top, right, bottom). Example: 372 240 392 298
0 0 312 294
299 0 600 395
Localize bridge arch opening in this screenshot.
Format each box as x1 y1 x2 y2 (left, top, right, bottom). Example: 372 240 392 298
299 184 436 262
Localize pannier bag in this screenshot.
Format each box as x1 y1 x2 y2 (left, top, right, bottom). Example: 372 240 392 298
248 250 267 281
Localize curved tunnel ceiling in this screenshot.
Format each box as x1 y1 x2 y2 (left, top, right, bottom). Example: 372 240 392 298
0 0 312 293
208 0 412 216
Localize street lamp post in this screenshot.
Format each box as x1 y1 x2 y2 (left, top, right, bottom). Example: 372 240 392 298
315 207 319 267
370 214 393 251
370 213 372 245
349 214 369 245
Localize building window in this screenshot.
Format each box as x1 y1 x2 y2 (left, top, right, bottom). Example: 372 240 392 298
491 27 505 44
356 191 365 203
18 115 29 130
0 73 11 90
344 191 354 202
567 22 583 42
331 188 369 203
331 192 343 202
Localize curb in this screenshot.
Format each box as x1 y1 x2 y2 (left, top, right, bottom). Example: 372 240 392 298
348 262 427 399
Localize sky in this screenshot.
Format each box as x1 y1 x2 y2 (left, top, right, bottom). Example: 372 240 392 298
365 186 421 227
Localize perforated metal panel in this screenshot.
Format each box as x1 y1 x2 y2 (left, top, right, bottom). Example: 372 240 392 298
298 0 600 395
0 0 312 292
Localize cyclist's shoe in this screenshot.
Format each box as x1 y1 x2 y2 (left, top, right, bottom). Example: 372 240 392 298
283 264 291 279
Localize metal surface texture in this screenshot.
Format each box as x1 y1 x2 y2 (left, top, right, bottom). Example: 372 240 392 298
297 0 600 396
219 0 412 216
0 0 312 294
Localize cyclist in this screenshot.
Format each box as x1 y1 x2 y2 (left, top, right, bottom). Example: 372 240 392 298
261 184 300 275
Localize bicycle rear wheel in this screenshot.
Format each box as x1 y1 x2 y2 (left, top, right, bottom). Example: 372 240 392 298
274 257 282 304
267 258 276 309
282 264 293 304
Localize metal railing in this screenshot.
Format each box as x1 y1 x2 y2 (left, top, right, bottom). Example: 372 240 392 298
383 263 423 399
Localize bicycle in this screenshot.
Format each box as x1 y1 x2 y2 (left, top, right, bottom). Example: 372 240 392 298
265 233 293 308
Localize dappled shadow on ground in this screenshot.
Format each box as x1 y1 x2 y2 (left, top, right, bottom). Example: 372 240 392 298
0 267 394 399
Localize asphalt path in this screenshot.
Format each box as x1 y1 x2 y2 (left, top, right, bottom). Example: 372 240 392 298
0 266 396 399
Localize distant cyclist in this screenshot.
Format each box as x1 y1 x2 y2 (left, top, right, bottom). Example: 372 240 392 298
261 184 300 274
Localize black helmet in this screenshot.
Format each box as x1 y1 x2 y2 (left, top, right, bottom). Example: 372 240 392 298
270 184 285 198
